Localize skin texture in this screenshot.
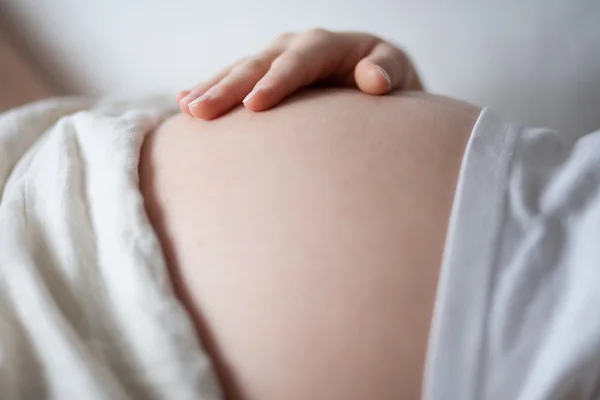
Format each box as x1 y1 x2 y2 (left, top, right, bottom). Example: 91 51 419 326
139 88 479 400
177 29 422 120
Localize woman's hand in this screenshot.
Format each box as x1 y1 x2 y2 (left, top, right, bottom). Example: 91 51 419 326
177 29 423 120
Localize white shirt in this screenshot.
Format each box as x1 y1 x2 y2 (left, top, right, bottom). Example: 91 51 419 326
425 108 600 400
3 100 600 399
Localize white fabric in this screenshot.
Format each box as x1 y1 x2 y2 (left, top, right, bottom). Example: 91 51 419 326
0 98 222 399
425 109 600 400
5 0 600 136
4 98 600 400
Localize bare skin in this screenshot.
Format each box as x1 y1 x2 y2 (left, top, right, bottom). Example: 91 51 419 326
139 88 479 399
177 29 423 120
4 26 479 399
0 29 55 111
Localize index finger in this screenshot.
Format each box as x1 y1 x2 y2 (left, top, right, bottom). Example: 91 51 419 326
243 29 373 111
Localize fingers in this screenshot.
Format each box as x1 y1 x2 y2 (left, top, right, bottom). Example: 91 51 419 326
240 50 317 111
178 35 291 118
177 90 191 104
178 63 238 115
243 29 351 111
177 29 423 119
243 31 413 111
186 56 275 120
354 41 423 94
179 44 287 119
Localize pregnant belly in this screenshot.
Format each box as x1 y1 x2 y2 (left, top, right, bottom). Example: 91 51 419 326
139 88 479 400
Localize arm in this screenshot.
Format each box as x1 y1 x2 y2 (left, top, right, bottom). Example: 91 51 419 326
0 30 55 112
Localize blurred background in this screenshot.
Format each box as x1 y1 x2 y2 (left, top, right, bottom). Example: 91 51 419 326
1 0 599 136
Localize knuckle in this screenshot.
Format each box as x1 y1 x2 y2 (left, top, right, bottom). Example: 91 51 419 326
392 49 409 70
233 57 248 68
283 49 304 64
273 50 305 71
280 51 314 84
244 57 268 72
274 32 294 43
368 33 384 43
269 56 287 71
305 27 331 40
389 43 406 58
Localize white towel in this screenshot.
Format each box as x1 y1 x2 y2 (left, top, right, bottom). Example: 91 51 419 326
0 97 222 399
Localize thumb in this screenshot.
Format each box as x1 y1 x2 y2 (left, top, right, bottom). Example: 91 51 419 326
354 42 422 95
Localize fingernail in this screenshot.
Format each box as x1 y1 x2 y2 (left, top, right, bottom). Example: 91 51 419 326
243 86 262 104
188 92 213 108
180 92 199 107
378 66 392 91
